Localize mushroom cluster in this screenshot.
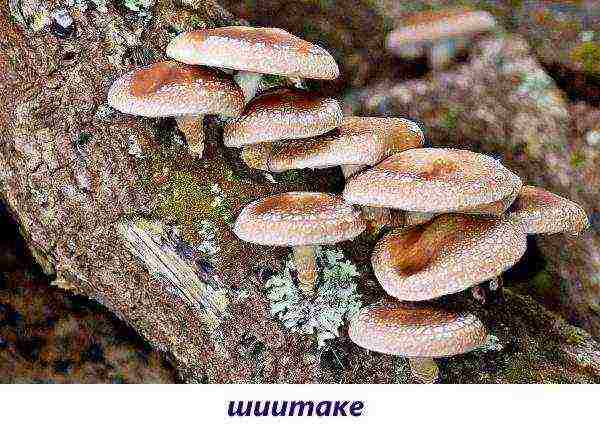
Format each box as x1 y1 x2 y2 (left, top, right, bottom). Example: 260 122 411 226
107 26 340 158
345 148 588 382
107 25 589 383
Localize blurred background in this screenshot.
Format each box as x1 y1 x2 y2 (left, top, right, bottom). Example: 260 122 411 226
1 0 599 382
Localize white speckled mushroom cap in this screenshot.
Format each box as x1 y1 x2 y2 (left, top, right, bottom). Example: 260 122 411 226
387 8 496 54
371 214 527 301
234 192 365 246
223 87 343 147
166 26 339 79
508 185 589 235
349 299 487 357
241 116 424 171
343 148 521 213
107 61 244 118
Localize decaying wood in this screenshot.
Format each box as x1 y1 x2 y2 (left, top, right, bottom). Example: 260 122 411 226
117 216 229 328
1 0 599 384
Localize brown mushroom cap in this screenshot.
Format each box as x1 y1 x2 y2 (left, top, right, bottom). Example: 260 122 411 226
223 87 343 147
241 116 424 172
234 192 365 246
371 214 526 301
387 8 496 54
349 300 487 357
107 61 244 118
508 185 589 235
343 148 521 213
166 26 339 79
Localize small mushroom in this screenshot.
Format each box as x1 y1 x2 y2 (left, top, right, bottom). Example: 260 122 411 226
166 26 339 101
241 116 424 226
108 61 244 158
507 185 589 236
233 192 365 297
349 299 487 383
344 148 522 228
223 87 343 148
386 8 497 70
371 214 526 301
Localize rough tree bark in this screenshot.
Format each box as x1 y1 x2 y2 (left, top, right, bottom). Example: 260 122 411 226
1 0 600 383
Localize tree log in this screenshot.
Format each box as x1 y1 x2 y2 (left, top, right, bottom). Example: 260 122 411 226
1 1 599 384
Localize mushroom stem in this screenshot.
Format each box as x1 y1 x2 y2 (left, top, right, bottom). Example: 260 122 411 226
399 42 424 59
471 285 486 304
235 71 263 102
472 275 504 305
429 39 455 70
409 357 439 383
176 115 205 158
292 245 318 298
489 275 502 292
341 164 364 179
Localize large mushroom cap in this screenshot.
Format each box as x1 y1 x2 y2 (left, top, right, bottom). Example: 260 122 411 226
343 148 521 213
166 26 339 79
234 192 365 246
508 185 589 235
372 214 526 301
349 300 487 357
387 8 496 54
242 116 424 172
223 87 343 147
107 61 244 118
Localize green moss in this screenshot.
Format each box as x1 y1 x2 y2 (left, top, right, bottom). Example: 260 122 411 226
317 0 335 9
570 151 586 170
532 270 554 292
261 74 289 90
156 171 232 241
571 42 600 76
187 16 206 30
500 354 541 383
440 107 460 131
76 132 92 148
281 169 305 184
565 328 587 346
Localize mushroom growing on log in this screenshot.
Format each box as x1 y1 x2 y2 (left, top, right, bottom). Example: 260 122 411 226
233 192 365 297
167 26 339 101
241 116 425 226
344 147 522 231
2 1 599 384
223 87 343 147
371 214 527 301
349 300 488 383
508 185 589 236
108 61 244 158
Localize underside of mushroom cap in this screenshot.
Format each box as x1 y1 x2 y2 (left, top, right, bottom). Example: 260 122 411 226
107 61 244 118
508 185 590 235
241 116 425 172
234 192 366 246
349 299 487 357
371 214 527 301
224 87 343 147
387 8 496 53
343 148 521 213
166 26 339 79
